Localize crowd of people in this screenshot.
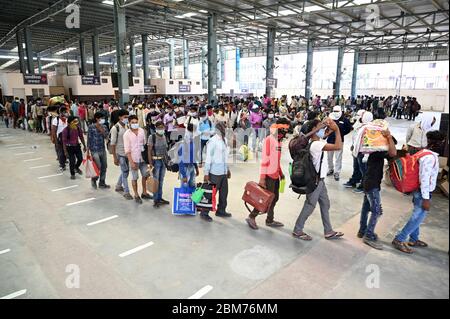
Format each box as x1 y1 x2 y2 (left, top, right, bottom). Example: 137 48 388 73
0 92 445 254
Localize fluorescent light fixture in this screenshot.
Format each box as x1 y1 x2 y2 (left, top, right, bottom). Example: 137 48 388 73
99 50 116 57
175 12 197 19
304 5 324 12
199 9 208 13
102 0 114 5
0 59 17 70
279 9 296 16
42 62 58 69
55 47 77 55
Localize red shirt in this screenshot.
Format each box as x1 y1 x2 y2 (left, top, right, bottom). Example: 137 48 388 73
260 135 283 180
78 105 86 119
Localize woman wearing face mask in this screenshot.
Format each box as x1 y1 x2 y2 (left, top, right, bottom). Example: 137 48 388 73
62 116 87 180
292 118 345 241
87 112 110 189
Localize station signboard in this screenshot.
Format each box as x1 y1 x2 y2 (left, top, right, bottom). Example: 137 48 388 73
81 75 101 85
23 74 48 85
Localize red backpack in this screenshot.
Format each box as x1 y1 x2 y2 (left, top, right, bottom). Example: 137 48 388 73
389 150 434 193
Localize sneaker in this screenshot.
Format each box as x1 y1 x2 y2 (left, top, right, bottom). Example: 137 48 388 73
201 213 213 222
343 181 356 188
141 193 153 200
99 184 111 189
159 198 170 205
91 180 98 189
153 201 161 208
363 236 383 250
70 175 76 180
326 169 334 176
216 211 232 218
115 186 124 193
246 218 258 230
123 193 133 200
266 220 284 227
75 168 83 175
59 167 66 172
357 231 365 238
334 173 340 181
353 187 364 194
135 196 143 204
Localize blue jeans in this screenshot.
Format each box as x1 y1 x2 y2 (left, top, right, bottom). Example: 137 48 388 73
117 155 130 194
395 191 429 243
359 188 383 240
91 150 108 185
180 164 196 188
357 153 367 179
153 159 166 202
348 155 362 185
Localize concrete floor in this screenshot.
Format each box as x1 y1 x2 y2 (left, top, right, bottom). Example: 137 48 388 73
0 113 448 299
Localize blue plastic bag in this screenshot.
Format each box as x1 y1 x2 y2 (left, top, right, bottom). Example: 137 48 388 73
172 187 196 216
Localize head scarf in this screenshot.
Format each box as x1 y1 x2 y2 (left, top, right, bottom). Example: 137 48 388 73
361 111 374 124
420 113 435 132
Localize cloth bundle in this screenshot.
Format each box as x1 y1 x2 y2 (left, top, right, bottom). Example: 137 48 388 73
353 119 390 155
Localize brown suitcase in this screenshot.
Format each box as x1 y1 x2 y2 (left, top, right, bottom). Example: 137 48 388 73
242 181 275 214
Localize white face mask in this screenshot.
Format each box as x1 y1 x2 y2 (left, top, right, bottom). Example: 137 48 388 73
268 114 274 119
99 119 105 125
156 129 165 135
130 123 139 130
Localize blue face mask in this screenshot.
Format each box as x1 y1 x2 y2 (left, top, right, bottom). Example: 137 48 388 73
122 118 129 124
316 128 326 139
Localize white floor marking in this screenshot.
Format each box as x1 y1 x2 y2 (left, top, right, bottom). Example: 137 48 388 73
66 198 96 206
14 152 35 156
0 249 11 255
119 242 154 258
87 215 119 226
5 143 24 147
52 185 79 192
9 146 26 149
0 289 27 299
24 158 43 162
188 285 213 299
38 173 63 179
30 164 51 169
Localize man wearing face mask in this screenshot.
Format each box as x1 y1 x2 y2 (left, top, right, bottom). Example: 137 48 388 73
62 116 86 180
111 110 134 200
326 105 353 181
246 119 289 230
262 110 276 138
123 115 153 204
148 121 170 208
198 109 215 165
203 122 231 222
178 123 200 188
87 112 110 189
163 106 176 146
52 106 69 172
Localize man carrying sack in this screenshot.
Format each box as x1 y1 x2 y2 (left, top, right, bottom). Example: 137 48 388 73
245 118 290 230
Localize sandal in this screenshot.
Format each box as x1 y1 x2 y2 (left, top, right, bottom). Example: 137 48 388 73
408 240 428 248
292 232 313 241
392 239 413 254
325 231 344 240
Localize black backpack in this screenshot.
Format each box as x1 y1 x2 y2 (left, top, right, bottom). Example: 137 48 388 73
289 142 324 195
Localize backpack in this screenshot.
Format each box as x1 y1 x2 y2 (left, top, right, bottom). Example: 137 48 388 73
107 124 120 155
288 133 310 160
165 141 182 173
289 142 324 195
389 150 435 194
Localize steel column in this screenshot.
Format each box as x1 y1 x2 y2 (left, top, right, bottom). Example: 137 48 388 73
129 37 136 77
183 39 189 79
24 27 34 74
168 39 175 79
79 36 86 76
207 13 218 103
236 47 240 85
16 31 26 74
265 27 276 97
351 50 359 98
92 33 100 77
202 45 207 89
142 34 149 85
113 0 130 106
335 46 344 101
305 39 314 100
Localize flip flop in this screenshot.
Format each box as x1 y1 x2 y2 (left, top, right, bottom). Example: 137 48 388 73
325 231 344 240
292 232 313 241
408 240 428 248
